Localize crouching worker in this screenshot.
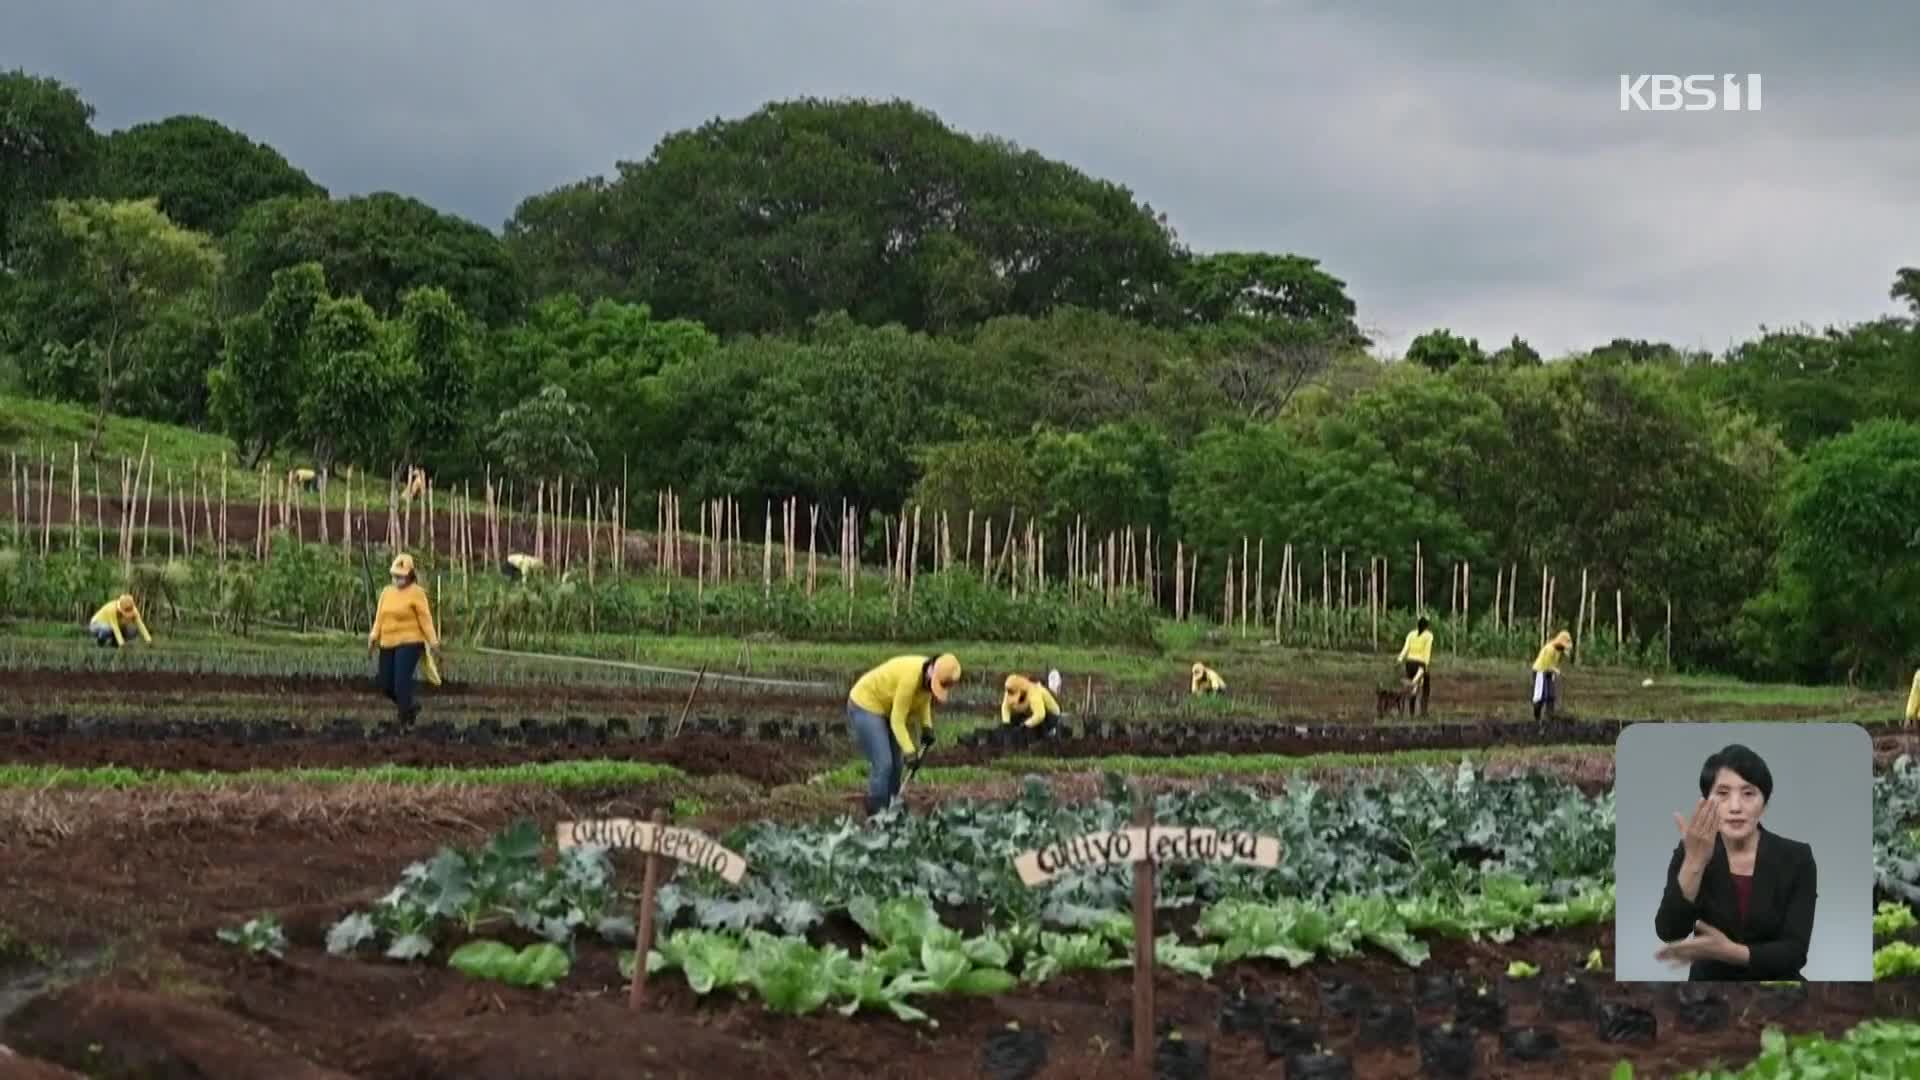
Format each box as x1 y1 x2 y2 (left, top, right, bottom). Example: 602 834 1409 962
847 654 960 815
1002 673 1064 742
1531 630 1572 721
368 553 441 723
289 467 318 493
89 593 151 648
502 552 542 582
1191 662 1225 696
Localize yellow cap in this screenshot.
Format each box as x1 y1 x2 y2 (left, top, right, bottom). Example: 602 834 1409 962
1005 673 1033 694
1192 662 1206 677
929 654 961 702
116 593 137 615
1552 630 1572 649
390 553 415 577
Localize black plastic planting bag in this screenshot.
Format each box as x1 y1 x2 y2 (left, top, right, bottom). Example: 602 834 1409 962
1454 984 1507 1032
1542 975 1596 1022
1318 977 1375 1017
1217 990 1271 1035
1500 1026 1562 1062
1154 1035 1209 1080
1597 1002 1657 1043
1413 973 1460 1010
980 1030 1049 1080
1417 1022 1476 1078
1670 985 1730 1032
1359 1002 1414 1047
1264 1019 1322 1060
1284 1050 1353 1079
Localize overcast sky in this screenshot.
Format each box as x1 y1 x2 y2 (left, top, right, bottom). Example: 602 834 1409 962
9 0 1916 356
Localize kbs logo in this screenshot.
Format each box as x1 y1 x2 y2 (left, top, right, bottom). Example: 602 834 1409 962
1619 74 1762 111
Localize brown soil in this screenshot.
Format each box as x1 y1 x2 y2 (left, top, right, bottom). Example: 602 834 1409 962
0 811 1911 1080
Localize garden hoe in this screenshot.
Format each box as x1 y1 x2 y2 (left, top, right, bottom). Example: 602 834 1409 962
897 745 931 802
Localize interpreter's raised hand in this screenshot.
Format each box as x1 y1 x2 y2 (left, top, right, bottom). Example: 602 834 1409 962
1675 797 1720 864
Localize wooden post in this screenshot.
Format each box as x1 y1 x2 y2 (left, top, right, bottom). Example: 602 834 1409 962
763 501 773 599
1574 571 1588 662
1173 541 1184 620
1493 566 1503 633
1131 785 1154 1068
631 808 671 1008
1665 599 1672 666
1538 566 1549 643
1239 536 1249 634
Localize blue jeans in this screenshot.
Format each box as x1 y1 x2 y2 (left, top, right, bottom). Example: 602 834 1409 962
378 644 424 715
847 703 903 814
89 620 119 648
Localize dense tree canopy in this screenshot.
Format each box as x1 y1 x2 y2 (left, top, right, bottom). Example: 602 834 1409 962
506 98 1185 336
3 68 1917 686
97 115 326 235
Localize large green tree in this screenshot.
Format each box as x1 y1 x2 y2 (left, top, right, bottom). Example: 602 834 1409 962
224 192 522 324
0 70 100 262
392 286 476 471
210 262 329 465
506 98 1183 335
295 295 409 470
1742 420 1920 682
97 115 325 235
1172 252 1364 344
46 198 222 453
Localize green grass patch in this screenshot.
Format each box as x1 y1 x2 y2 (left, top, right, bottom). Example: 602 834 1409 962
0 760 687 790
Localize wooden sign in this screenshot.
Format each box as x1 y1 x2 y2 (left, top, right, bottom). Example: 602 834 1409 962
1011 790 1284 1072
557 812 750 1008
557 819 749 885
1013 826 1281 886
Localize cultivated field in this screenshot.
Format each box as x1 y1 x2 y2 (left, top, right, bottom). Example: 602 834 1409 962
1 625 1918 1078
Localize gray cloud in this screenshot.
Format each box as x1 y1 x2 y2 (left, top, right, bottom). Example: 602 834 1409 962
6 0 1914 355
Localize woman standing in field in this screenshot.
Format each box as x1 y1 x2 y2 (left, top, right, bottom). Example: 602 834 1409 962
368 553 441 723
1531 630 1571 721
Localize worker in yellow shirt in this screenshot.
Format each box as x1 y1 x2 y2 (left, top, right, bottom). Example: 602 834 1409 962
503 552 542 582
289 467 318 493
847 654 961 814
89 593 151 648
367 553 441 723
1191 662 1225 695
1905 667 1918 729
1397 617 1434 715
402 466 427 502
1001 673 1063 742
1531 630 1572 722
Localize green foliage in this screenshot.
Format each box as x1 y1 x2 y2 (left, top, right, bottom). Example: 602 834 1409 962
392 286 475 468
0 69 100 260
96 115 325 236
1748 420 1920 681
1406 329 1484 372
447 940 571 989
210 262 325 464
505 97 1181 336
295 295 408 469
485 385 596 481
216 914 288 959
223 192 522 326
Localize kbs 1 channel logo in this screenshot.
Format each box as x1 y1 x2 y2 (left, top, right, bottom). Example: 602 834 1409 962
1619 74 1763 112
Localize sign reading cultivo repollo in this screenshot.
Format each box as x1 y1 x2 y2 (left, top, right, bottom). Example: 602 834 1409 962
1011 791 1284 1071
1013 825 1280 886
557 813 751 1008
557 818 748 884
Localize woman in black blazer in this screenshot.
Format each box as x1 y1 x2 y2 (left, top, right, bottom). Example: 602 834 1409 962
1653 743 1817 980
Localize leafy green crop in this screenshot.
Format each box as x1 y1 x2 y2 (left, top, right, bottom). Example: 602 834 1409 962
448 940 572 989
216 914 288 959
1613 1021 1920 1078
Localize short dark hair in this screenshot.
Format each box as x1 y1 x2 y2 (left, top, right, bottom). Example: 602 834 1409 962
1699 744 1772 803
1416 617 1430 631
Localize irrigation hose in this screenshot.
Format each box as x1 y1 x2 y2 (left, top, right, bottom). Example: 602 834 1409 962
471 645 832 690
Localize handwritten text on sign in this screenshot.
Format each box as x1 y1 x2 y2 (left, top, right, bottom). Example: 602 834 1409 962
556 820 749 885
1013 826 1282 886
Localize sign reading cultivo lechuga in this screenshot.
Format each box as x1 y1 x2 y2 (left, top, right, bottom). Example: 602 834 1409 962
557 812 750 1008
1010 787 1284 1071
1013 825 1281 886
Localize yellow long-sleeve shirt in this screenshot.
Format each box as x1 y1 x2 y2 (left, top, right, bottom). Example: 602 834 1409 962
1399 629 1434 665
1191 666 1225 694
91 601 150 645
1906 669 1919 725
1002 681 1061 728
1532 642 1564 674
850 656 935 754
368 584 439 648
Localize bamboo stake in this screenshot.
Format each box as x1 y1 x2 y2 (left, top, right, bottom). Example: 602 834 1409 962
808 503 819 596
1538 566 1549 643
1239 536 1249 633
1493 566 1503 633
763 500 772 599
141 455 154 557
93 460 103 557
908 505 921 609
1617 588 1624 649
1574 572 1588 662
1224 555 1234 627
